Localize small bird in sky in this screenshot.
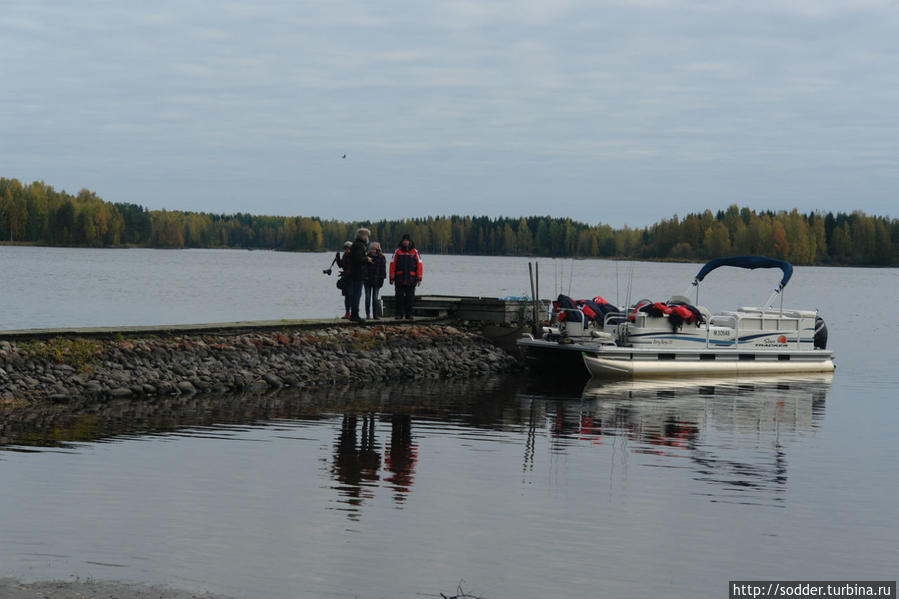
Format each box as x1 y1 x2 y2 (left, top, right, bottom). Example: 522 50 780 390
342 154 346 159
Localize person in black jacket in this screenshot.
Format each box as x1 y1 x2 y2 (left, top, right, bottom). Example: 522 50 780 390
364 241 387 319
335 241 352 319
347 228 371 322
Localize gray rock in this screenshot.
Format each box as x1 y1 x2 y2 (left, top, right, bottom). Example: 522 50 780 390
263 373 283 388
248 380 269 393
176 381 197 395
108 387 133 398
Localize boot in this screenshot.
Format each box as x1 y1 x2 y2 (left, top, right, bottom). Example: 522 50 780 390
342 312 350 319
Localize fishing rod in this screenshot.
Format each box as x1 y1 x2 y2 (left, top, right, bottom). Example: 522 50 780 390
567 259 574 297
616 260 620 307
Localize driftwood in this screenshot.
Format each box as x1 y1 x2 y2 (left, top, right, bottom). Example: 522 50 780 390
440 581 485 599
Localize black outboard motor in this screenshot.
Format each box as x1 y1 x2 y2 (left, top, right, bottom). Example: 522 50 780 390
814 316 828 349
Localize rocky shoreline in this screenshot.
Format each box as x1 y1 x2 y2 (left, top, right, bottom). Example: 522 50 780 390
0 577 232 599
0 324 521 404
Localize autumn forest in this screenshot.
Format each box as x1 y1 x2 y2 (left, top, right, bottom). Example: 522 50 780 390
1 177 896 266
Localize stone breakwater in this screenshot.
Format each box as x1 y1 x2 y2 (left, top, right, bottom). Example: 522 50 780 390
0 325 521 403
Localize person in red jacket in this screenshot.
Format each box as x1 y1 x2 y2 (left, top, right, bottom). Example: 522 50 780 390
389 234 423 320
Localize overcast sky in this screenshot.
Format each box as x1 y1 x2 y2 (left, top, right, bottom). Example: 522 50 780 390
1 1 896 227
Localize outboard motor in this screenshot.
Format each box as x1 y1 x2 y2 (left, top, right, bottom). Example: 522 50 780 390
814 316 828 349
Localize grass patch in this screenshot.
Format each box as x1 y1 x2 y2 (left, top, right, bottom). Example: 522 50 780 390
21 337 105 370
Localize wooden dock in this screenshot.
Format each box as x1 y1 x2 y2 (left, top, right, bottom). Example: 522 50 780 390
382 295 549 324
0 296 549 341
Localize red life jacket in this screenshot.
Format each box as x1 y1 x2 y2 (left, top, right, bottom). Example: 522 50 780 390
576 300 598 321
390 248 423 286
669 304 695 324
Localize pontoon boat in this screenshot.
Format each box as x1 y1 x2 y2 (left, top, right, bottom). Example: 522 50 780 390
517 256 834 378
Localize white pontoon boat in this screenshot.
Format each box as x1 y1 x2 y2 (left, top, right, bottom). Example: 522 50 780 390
517 256 834 378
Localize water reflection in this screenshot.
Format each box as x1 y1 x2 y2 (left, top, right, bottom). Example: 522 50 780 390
518 373 832 506
0 378 500 450
385 414 417 501
329 412 419 518
331 413 381 517
577 373 830 441
0 372 831 516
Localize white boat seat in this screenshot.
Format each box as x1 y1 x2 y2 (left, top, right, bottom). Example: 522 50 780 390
738 307 817 318
696 305 712 322
589 330 615 343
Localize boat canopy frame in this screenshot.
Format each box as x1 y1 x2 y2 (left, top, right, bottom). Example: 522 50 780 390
691 256 793 313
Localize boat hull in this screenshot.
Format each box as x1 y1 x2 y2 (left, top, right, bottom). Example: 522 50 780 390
583 348 835 378
517 336 607 378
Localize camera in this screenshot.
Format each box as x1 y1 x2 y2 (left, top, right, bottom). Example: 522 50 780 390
322 268 332 275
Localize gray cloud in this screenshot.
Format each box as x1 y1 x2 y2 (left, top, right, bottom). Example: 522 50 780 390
1 0 896 226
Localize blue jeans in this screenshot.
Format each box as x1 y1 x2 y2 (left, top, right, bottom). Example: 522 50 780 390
364 283 381 317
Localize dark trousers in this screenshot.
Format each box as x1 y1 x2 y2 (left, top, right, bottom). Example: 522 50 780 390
343 287 351 314
395 284 415 318
349 279 364 318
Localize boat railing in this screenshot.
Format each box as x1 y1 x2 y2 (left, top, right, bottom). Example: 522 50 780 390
602 312 628 327
556 308 588 338
745 309 806 350
710 310 813 350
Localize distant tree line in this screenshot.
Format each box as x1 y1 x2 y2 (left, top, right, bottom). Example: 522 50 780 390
1 177 897 266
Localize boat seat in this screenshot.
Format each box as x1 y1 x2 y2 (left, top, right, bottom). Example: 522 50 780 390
589 330 615 343
739 306 817 318
696 305 712 322
709 313 738 327
667 294 692 305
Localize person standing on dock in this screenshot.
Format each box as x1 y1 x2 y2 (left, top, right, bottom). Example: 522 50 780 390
347 228 372 323
389 233 423 320
336 241 353 319
364 241 387 320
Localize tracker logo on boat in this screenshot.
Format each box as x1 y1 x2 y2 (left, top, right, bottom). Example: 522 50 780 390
778 335 787 344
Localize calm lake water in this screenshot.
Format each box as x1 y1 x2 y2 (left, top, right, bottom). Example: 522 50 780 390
0 246 897 598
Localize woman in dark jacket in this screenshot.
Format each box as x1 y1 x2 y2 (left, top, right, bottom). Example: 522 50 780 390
346 228 371 322
335 241 352 319
363 241 387 319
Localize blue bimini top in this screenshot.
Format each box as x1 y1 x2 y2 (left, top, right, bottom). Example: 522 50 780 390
694 256 793 290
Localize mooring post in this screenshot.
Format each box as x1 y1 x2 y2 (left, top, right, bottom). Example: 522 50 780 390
535 262 541 338
528 262 537 337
